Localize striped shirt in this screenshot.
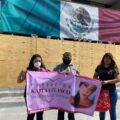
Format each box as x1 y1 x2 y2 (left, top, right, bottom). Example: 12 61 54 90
53 63 80 75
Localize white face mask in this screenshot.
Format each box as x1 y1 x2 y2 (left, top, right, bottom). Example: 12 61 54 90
34 62 41 69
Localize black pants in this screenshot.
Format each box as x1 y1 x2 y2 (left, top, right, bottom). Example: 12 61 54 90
27 111 43 120
57 110 75 120
24 94 43 120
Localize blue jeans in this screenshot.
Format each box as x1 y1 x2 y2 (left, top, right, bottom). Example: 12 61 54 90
99 89 118 120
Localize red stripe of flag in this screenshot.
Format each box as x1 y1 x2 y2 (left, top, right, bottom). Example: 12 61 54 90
99 8 120 43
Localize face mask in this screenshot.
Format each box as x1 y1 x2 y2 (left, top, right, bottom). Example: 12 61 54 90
63 59 71 65
34 62 41 69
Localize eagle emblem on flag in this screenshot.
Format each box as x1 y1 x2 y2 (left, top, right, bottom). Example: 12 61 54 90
66 7 94 39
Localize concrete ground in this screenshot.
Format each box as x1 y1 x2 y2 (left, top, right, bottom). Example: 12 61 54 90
0 100 120 120
0 86 120 120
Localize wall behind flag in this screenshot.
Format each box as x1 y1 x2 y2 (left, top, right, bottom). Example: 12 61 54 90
0 34 120 87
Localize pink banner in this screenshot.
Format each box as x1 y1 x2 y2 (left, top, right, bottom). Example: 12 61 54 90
26 71 101 116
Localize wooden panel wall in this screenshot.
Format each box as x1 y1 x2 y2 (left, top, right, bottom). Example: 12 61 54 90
0 34 120 86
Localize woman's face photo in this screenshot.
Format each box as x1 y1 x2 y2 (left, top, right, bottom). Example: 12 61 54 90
80 82 96 99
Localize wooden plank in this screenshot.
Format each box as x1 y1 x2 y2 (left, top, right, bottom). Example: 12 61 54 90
0 34 120 86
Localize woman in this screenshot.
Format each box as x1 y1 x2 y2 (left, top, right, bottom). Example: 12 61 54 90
70 82 97 108
93 53 120 120
17 54 47 120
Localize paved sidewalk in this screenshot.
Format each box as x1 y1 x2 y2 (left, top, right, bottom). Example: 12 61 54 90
0 86 120 120
0 100 120 120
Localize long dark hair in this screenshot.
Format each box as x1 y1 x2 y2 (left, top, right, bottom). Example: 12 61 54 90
97 53 119 75
74 82 83 108
74 82 97 108
74 91 80 108
27 54 46 71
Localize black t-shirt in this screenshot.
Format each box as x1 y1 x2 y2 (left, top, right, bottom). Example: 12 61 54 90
95 67 116 90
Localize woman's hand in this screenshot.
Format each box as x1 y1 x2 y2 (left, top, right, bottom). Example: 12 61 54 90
102 74 120 84
102 81 109 85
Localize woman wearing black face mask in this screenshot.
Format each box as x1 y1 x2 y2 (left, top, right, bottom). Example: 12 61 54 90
53 52 80 120
17 54 48 120
56 52 79 75
63 58 71 65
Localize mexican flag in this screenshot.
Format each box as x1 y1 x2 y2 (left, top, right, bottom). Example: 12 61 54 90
1 0 120 43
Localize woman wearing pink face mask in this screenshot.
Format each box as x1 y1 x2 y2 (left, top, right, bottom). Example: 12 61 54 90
17 54 47 120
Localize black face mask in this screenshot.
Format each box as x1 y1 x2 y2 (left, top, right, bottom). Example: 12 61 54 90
63 58 71 65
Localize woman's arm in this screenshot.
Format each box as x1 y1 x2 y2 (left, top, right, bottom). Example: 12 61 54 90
17 70 27 83
102 74 120 84
93 72 99 79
